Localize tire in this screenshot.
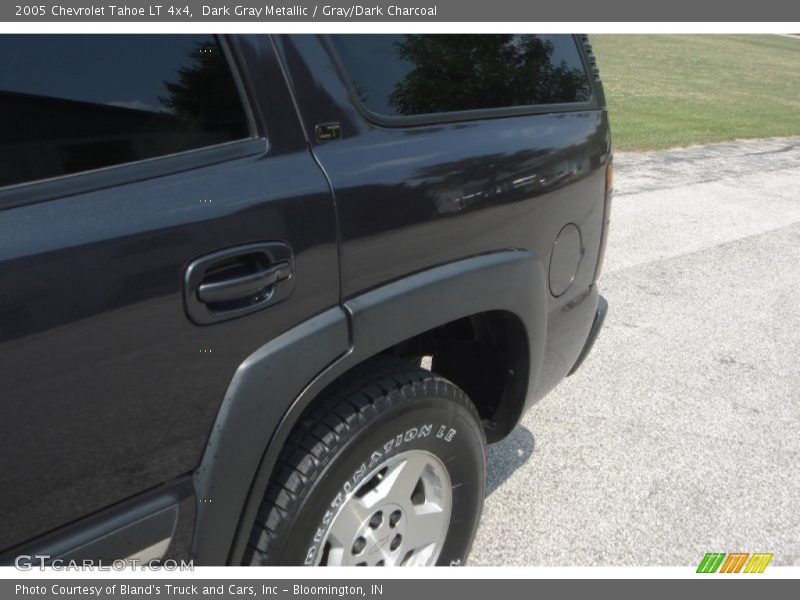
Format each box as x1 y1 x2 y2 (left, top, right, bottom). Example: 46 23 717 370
244 358 487 566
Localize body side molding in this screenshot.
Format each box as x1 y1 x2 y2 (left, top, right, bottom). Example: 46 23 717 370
0 477 193 565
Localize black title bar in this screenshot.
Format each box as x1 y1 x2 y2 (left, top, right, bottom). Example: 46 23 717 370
3 0 799 22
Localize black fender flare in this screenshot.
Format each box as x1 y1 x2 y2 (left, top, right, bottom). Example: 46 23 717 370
191 249 547 564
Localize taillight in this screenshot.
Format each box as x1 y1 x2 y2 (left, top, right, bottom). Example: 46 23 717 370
593 159 613 281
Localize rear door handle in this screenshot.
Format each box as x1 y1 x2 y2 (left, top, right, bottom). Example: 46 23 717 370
183 242 295 325
197 262 291 304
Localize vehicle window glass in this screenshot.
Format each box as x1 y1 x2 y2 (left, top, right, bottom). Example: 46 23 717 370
330 34 591 118
0 35 250 188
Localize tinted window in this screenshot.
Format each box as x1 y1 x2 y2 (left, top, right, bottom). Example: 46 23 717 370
0 35 250 188
330 34 591 118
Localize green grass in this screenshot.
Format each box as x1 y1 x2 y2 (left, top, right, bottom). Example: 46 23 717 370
590 35 800 151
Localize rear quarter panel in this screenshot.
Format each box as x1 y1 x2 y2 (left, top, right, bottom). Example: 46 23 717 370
276 34 611 406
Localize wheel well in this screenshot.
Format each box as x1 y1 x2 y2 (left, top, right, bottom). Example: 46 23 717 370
376 310 530 443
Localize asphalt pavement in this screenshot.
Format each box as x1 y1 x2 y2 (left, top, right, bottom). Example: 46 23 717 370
469 137 800 566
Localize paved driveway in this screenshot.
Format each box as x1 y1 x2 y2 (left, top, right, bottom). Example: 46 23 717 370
470 137 800 566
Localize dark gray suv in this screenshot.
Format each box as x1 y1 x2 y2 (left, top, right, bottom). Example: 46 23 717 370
0 33 610 566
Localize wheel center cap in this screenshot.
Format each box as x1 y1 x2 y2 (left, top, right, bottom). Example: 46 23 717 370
354 502 406 564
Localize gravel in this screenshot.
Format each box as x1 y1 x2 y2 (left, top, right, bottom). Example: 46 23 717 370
469 137 800 566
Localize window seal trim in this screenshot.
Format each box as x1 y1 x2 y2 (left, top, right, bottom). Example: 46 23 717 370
322 34 599 129
0 137 268 211
217 34 261 139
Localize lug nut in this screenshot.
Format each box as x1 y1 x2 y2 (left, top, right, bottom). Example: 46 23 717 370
351 537 366 555
390 534 402 551
369 511 383 529
389 510 402 527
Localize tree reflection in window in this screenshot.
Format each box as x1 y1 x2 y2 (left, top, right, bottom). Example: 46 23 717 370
0 35 249 188
332 34 591 118
160 42 249 133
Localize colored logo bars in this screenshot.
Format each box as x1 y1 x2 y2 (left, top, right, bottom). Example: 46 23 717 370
697 552 773 573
